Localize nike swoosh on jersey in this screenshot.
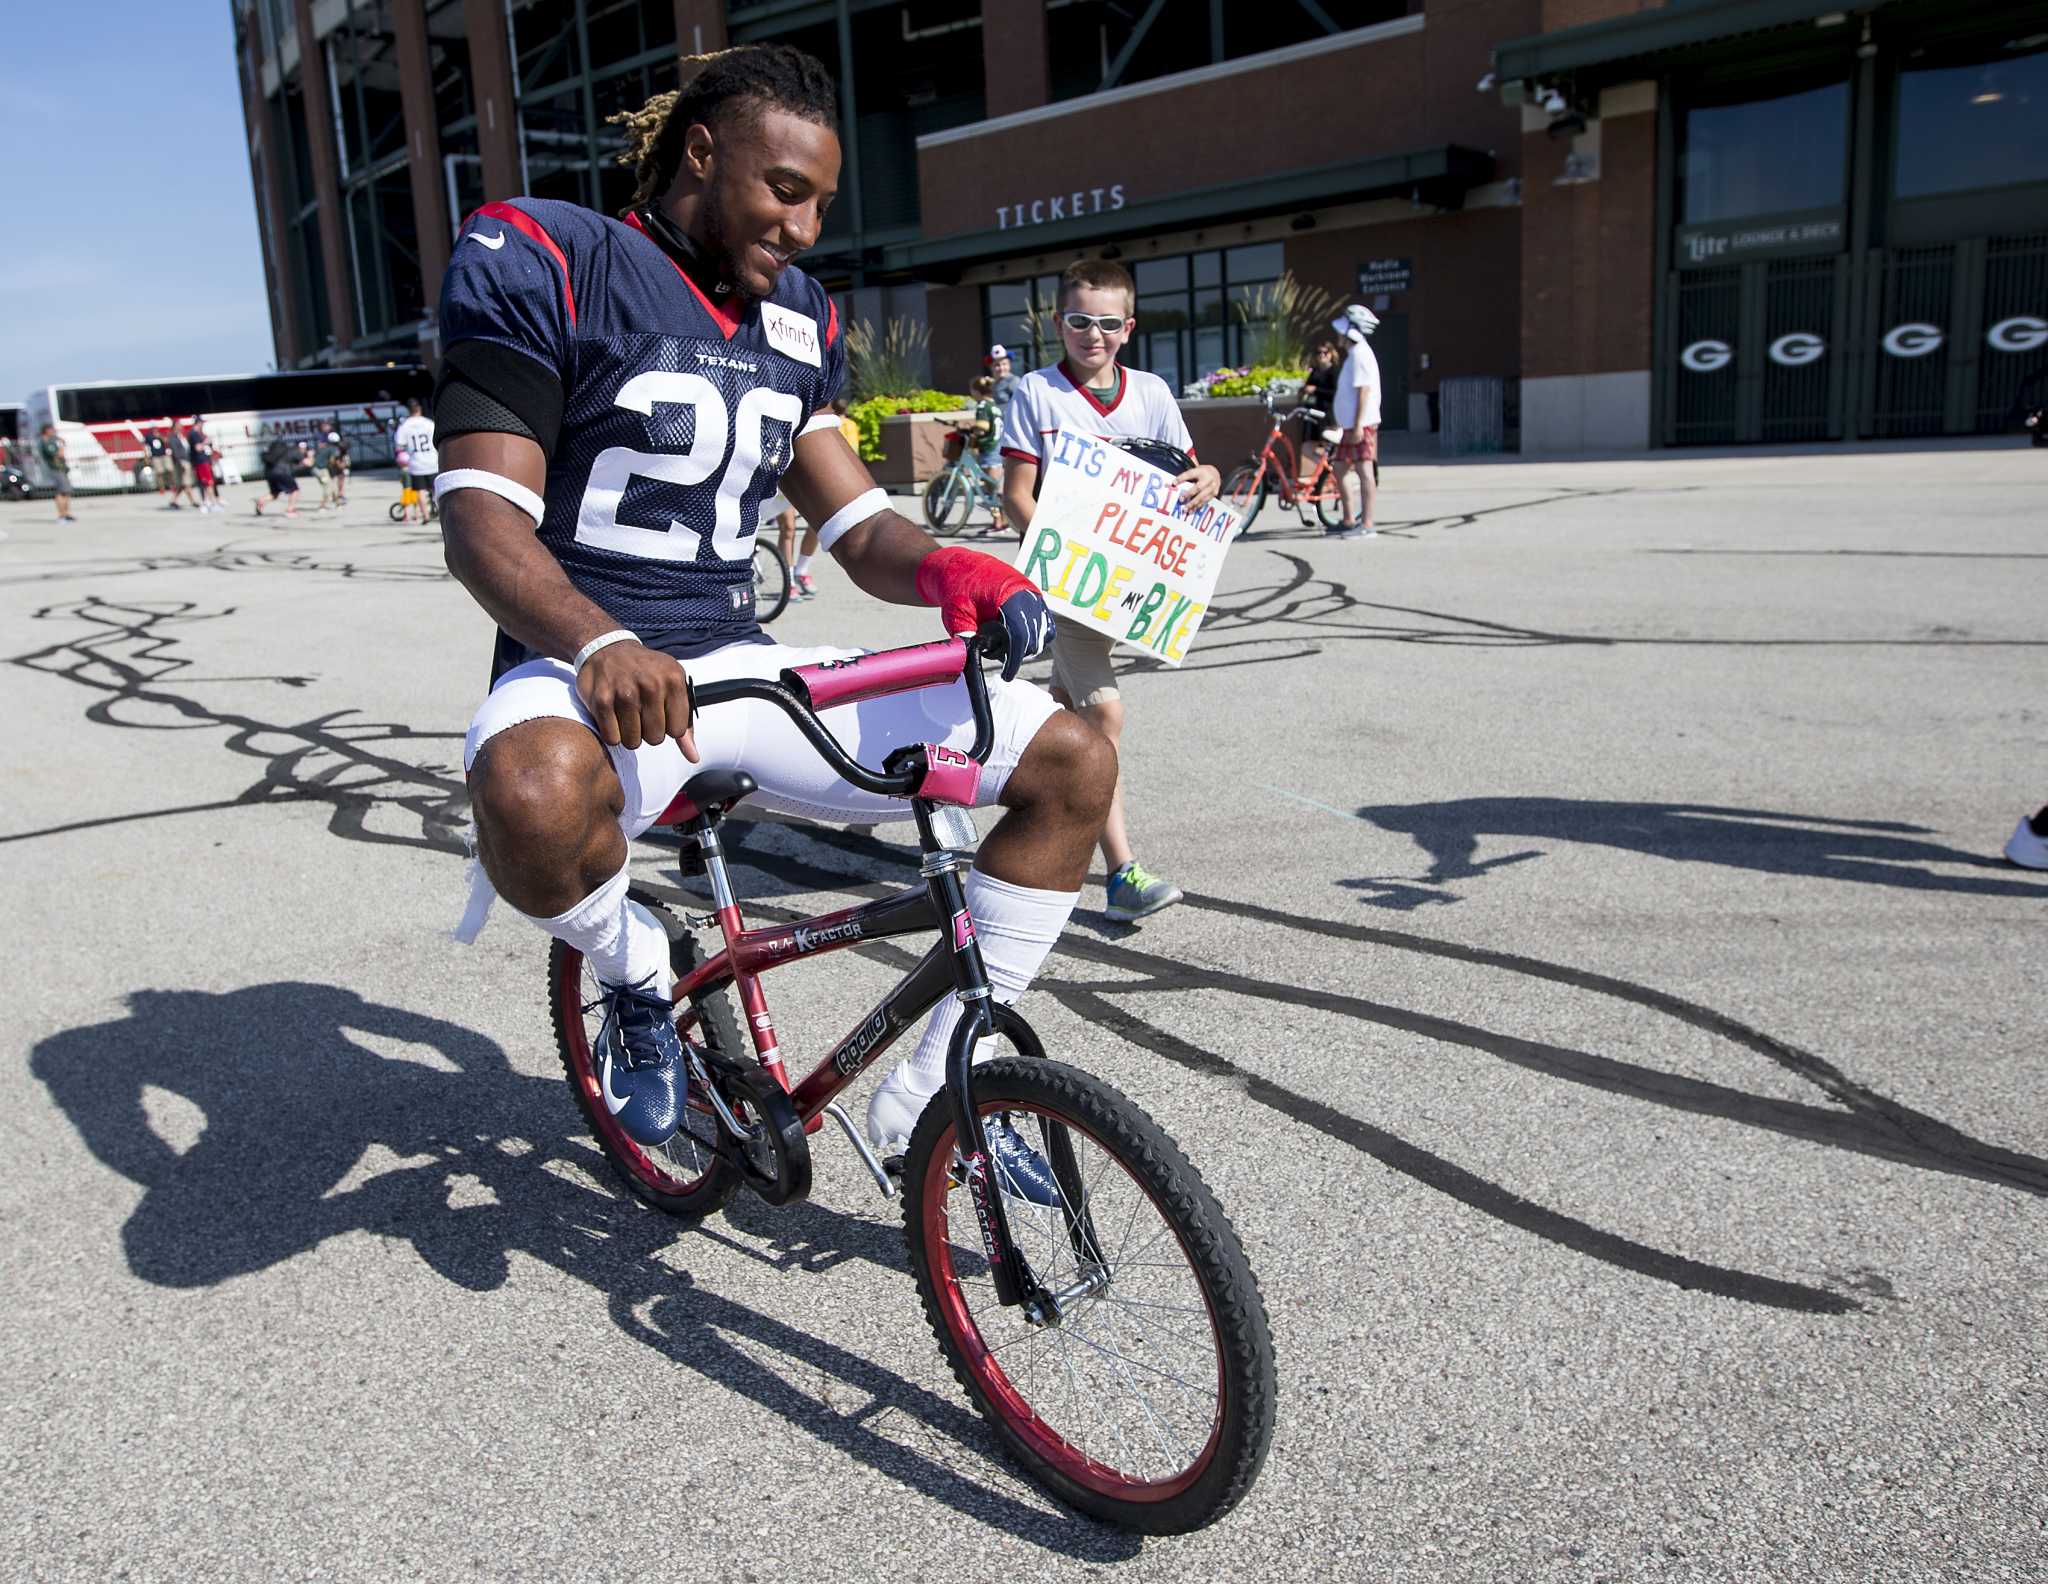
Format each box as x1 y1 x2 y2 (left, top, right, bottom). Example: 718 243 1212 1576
467 231 507 250
600 1048 632 1115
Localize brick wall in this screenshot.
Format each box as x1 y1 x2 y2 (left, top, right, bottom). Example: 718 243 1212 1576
1541 0 1662 29
1286 203 1524 390
920 26 1433 239
1519 102 1657 379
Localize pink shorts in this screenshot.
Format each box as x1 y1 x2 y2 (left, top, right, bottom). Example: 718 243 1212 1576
1334 427 1379 466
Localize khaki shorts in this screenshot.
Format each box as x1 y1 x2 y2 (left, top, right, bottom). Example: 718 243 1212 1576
1049 613 1119 708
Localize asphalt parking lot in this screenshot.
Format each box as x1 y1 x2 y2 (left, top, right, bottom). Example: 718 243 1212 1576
3 445 2043 1580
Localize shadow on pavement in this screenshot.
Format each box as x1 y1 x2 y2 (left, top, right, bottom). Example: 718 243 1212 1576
1351 797 2048 904
29 983 1137 1559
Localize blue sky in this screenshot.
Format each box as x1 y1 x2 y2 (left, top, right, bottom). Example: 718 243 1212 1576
0 3 274 403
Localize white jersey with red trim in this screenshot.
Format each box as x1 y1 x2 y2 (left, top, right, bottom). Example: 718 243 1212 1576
997 361 1194 470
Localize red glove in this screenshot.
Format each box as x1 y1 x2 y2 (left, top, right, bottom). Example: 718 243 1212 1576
914 547 1051 680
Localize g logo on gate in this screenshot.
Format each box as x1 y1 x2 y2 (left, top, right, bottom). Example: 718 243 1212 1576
1768 332 1825 367
1882 323 1944 358
1986 316 2048 354
1681 339 1733 373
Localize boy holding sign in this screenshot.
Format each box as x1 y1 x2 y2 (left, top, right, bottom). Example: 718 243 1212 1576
1000 260 1222 921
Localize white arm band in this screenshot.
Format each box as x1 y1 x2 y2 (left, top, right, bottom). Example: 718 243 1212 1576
573 629 640 670
815 486 890 551
799 412 843 437
435 468 546 524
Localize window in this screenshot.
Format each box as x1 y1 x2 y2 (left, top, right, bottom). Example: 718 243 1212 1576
980 243 1284 392
1894 46 2048 198
1680 80 1849 224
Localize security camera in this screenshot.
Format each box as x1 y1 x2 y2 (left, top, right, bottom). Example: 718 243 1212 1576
1476 70 1496 92
1537 86 1568 114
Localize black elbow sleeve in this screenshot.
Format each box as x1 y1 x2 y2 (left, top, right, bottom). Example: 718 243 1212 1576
433 340 565 457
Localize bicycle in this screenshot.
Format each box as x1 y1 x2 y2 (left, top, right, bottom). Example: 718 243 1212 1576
1223 390 1346 531
548 632 1275 1533
751 535 792 622
388 487 439 524
922 438 1008 536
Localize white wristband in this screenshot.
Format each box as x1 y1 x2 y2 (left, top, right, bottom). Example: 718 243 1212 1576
435 468 546 524
573 629 639 670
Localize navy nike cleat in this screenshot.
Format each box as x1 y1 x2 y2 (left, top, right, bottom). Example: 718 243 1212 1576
594 978 686 1147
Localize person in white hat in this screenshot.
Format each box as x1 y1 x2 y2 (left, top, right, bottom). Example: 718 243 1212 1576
986 343 1018 411
1329 304 1381 540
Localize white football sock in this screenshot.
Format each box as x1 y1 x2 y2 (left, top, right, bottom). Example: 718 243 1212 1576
867 870 1078 1143
529 860 673 995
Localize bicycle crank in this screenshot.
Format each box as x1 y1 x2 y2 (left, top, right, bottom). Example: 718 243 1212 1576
695 1053 811 1205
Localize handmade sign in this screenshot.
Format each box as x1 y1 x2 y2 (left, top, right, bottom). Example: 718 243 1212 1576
1012 430 1243 666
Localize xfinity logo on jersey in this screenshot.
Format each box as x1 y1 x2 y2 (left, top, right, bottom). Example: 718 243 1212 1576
1682 316 2047 371
760 302 821 368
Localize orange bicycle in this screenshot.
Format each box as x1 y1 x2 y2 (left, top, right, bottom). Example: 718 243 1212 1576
1224 389 1345 531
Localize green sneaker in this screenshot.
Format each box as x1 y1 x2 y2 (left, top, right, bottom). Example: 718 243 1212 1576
1105 861 1183 922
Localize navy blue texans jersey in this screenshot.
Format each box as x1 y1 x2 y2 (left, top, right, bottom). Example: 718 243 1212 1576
438 198 847 674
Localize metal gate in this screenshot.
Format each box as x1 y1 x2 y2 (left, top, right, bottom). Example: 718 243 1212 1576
1978 232 2048 430
1663 256 1845 444
1665 230 2048 443
1864 244 1956 437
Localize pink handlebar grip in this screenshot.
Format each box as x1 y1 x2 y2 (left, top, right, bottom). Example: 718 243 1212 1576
786 638 969 711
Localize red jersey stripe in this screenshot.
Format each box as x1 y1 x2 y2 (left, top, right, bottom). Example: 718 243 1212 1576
478 202 578 327
620 209 741 340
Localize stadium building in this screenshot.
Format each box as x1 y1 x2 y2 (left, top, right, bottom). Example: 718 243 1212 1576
234 0 2047 452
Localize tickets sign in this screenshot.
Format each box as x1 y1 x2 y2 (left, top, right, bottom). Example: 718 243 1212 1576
1013 429 1243 666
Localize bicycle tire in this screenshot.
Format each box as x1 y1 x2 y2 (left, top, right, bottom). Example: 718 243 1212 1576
1314 476 1346 529
387 501 406 522
753 538 792 624
923 466 966 533
1224 462 1267 528
903 1056 1275 1534
549 891 747 1218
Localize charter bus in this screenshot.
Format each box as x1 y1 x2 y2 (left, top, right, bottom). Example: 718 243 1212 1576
20 367 433 493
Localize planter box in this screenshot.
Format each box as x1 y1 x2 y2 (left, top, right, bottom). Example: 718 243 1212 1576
870 411 972 489
1177 396 1270 473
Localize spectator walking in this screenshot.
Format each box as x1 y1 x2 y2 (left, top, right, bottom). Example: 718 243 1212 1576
254 435 301 517
165 421 199 509
331 432 352 504
188 419 224 512
998 258 1220 922
392 398 437 522
314 430 342 509
144 428 173 504
1328 305 1382 540
38 424 76 523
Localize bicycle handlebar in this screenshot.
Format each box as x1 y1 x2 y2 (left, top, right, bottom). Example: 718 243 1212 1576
684 631 1001 803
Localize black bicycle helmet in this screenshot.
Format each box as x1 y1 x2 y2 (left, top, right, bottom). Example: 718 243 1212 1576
1030 435 1197 499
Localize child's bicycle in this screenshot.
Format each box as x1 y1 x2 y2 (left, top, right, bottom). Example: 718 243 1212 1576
1224 389 1346 531
549 632 1275 1533
922 437 1008 536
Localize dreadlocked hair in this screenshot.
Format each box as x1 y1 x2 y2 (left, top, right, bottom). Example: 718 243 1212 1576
610 44 840 209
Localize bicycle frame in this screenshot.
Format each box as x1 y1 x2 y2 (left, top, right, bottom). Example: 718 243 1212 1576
657 639 1051 1311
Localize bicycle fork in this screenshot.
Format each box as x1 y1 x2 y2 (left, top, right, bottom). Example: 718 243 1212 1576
913 799 1047 1314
